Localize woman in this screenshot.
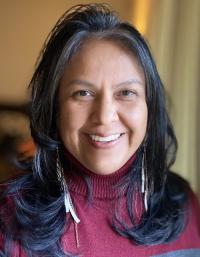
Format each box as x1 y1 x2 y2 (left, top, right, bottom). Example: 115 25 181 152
0 4 200 257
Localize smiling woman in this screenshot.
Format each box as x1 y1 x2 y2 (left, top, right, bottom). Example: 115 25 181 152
0 3 200 257
58 39 147 174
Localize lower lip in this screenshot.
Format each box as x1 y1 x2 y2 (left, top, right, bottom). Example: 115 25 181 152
86 134 124 149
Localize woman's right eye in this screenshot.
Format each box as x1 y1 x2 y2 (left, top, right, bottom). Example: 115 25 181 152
72 90 94 99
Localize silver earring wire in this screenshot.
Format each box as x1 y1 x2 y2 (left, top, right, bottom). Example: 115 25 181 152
141 144 148 212
56 148 80 224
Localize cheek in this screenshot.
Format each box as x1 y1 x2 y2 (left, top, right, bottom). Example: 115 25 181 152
58 103 75 138
124 105 148 131
58 108 80 151
58 103 89 134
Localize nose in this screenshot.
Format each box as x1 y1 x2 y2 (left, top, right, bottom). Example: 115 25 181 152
91 94 119 125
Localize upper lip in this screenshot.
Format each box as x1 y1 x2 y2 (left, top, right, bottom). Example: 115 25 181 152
86 132 125 137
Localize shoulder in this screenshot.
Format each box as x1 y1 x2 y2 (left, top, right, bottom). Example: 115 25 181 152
0 182 15 219
0 174 32 228
187 189 200 233
165 171 190 210
152 173 200 255
167 171 190 192
176 181 200 247
0 181 17 239
0 176 31 257
0 172 34 214
167 171 200 223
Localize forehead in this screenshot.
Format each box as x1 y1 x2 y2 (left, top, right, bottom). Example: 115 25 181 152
61 38 145 85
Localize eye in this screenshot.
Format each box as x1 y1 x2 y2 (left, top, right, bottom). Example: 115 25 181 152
76 90 90 96
116 89 137 98
121 90 136 96
72 90 94 100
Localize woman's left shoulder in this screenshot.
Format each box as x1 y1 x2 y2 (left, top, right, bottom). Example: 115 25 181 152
179 182 200 248
172 171 200 228
167 171 200 236
187 188 200 229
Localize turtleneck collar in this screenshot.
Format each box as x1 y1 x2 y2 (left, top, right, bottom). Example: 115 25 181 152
64 150 136 199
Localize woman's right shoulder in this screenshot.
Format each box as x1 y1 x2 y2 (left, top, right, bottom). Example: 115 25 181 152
0 182 13 254
0 172 33 208
0 175 30 257
0 231 27 257
0 179 18 236
0 181 15 212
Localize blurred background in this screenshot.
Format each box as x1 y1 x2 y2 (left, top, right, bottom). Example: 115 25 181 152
0 0 199 197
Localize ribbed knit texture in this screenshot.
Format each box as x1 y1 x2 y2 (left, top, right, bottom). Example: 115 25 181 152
65 149 136 199
61 152 200 257
1 153 200 256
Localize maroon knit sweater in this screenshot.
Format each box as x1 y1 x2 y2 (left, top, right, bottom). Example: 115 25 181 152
0 155 200 256
60 154 200 257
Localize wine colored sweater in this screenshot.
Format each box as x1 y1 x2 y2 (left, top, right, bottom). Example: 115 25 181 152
1 155 200 257
60 156 200 257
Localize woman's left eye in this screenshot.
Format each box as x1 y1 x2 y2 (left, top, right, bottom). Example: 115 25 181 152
117 90 136 97
122 90 135 96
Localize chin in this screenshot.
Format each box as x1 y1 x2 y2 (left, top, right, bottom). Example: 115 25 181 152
90 168 116 175
85 161 123 175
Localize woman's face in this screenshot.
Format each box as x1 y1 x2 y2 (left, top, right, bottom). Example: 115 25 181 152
58 39 147 175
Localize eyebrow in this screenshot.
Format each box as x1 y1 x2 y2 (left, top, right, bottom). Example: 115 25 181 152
66 78 143 88
115 79 143 87
66 79 94 88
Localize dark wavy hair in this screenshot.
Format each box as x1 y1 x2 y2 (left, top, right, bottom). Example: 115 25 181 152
0 4 189 257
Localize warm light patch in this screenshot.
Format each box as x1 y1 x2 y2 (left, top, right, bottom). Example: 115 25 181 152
131 0 153 35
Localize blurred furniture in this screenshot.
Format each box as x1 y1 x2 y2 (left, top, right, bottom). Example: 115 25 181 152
0 103 34 182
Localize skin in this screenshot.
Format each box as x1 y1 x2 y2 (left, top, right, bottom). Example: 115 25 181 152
58 39 148 175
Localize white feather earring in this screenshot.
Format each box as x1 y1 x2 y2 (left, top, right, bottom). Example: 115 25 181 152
56 149 80 224
141 144 148 212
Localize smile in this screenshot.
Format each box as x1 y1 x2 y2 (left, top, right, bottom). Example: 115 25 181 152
89 134 122 143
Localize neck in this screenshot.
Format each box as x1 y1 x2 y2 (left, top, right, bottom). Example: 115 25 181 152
64 149 136 199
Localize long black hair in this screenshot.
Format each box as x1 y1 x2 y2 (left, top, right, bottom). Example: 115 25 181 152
0 4 189 256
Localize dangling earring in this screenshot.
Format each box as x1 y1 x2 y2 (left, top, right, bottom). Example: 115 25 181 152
141 144 148 212
56 148 80 224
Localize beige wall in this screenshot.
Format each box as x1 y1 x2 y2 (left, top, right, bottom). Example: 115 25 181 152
146 0 200 195
0 0 133 103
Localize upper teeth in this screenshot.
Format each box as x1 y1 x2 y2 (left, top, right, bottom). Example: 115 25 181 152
89 134 121 142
